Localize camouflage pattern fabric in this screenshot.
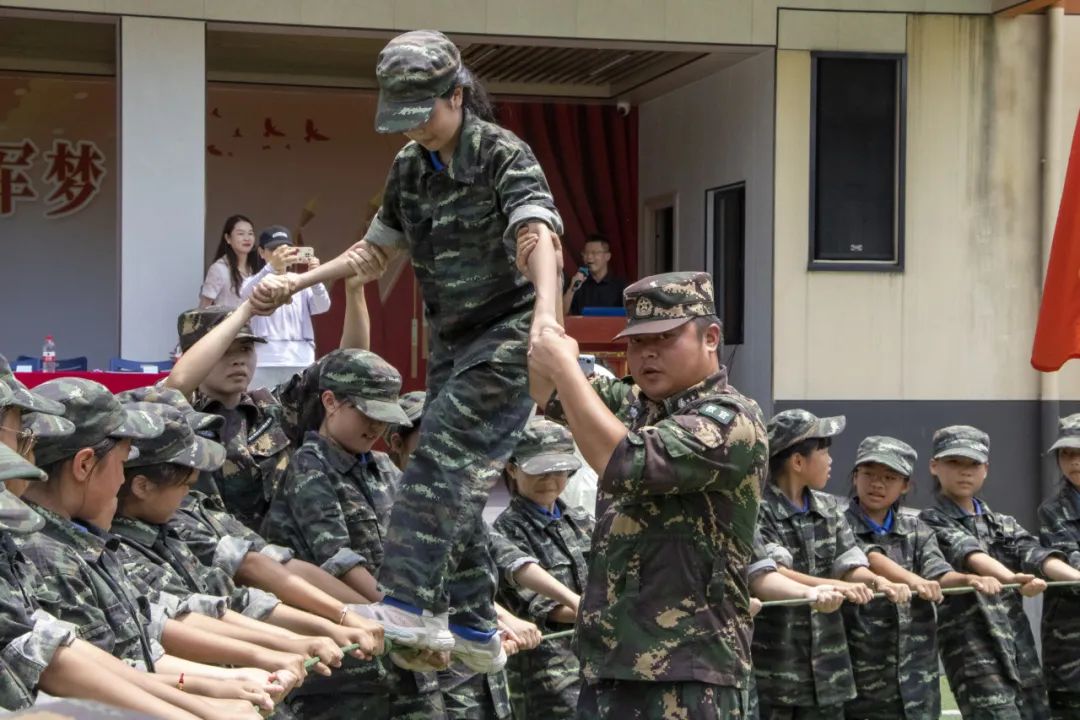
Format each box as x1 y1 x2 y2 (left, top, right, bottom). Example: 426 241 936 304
375 30 462 134
21 412 74 439
175 306 265 353
509 416 581 475
367 117 562 342
445 512 499 631
1047 412 1080 453
264 431 440 703
577 679 749 720
1036 481 1080 714
111 516 279 620
439 670 512 720
30 379 163 467
843 500 953 719
191 385 294 533
853 435 917 477
263 432 399 579
15 503 160 670
121 402 225 471
486 524 539 586
548 367 766 688
753 482 868 708
766 409 845 457
318 349 409 425
376 315 535 615
0 516 76 710
949 673 1049 720
931 424 990 463
920 494 1056 716
494 495 592 719
614 271 716 339
287 672 447 720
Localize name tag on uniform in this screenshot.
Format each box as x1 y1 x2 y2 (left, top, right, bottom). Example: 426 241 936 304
699 404 735 426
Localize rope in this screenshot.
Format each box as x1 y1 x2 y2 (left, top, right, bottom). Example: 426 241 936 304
758 579 1080 609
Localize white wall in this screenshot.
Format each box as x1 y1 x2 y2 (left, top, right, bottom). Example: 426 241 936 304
638 50 776 406
119 16 205 361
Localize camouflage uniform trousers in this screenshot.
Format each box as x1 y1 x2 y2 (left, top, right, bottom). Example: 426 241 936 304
756 705 844 720
379 312 534 617
576 680 749 720
951 675 1050 720
1049 691 1080 720
440 670 512 720
287 671 447 720
446 513 500 631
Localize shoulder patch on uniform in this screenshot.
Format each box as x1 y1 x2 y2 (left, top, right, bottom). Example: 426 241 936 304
699 403 736 426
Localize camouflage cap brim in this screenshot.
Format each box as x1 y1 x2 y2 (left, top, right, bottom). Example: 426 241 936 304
352 396 411 425
613 316 693 340
127 433 226 473
1048 436 1080 454
22 411 76 439
188 410 224 434
237 329 268 346
0 488 44 534
933 446 989 463
375 94 438 134
0 444 46 483
811 415 846 440
3 380 65 416
855 452 912 478
518 452 581 476
110 407 165 440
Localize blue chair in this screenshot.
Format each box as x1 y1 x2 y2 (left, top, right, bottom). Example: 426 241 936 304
13 356 41 371
55 356 88 371
108 358 174 373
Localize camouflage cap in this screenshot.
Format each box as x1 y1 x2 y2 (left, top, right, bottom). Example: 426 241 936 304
115 385 224 435
512 417 581 475
375 30 461 134
319 349 409 425
123 402 226 472
1048 413 1080 453
614 271 717 339
177 306 266 353
399 391 427 425
0 354 65 415
855 435 917 478
931 425 989 463
0 442 46 483
0 465 44 534
32 378 165 467
767 409 846 457
22 411 76 439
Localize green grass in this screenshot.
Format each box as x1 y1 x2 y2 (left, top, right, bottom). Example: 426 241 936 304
940 675 959 716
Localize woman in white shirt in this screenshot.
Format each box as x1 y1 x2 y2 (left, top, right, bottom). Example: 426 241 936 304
199 214 264 308
240 224 331 389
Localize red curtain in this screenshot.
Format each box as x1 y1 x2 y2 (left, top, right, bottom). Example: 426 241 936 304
314 101 639 390
499 102 638 278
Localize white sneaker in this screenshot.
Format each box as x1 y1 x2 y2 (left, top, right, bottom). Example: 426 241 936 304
349 602 454 652
451 631 507 674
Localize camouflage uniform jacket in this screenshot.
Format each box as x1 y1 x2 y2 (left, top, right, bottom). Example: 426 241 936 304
547 368 767 686
0 527 76 710
753 483 869 707
263 432 399 578
920 495 1061 690
111 516 280 621
844 501 954 719
494 496 592 718
191 384 295 533
15 504 164 670
367 110 563 346
1036 481 1080 690
168 490 293 580
262 433 437 698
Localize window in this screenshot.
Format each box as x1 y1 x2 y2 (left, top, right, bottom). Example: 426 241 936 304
705 183 745 345
810 53 906 270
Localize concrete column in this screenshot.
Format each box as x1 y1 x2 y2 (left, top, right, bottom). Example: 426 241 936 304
119 16 205 361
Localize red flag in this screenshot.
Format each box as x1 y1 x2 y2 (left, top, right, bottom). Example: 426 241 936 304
1032 111 1080 372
